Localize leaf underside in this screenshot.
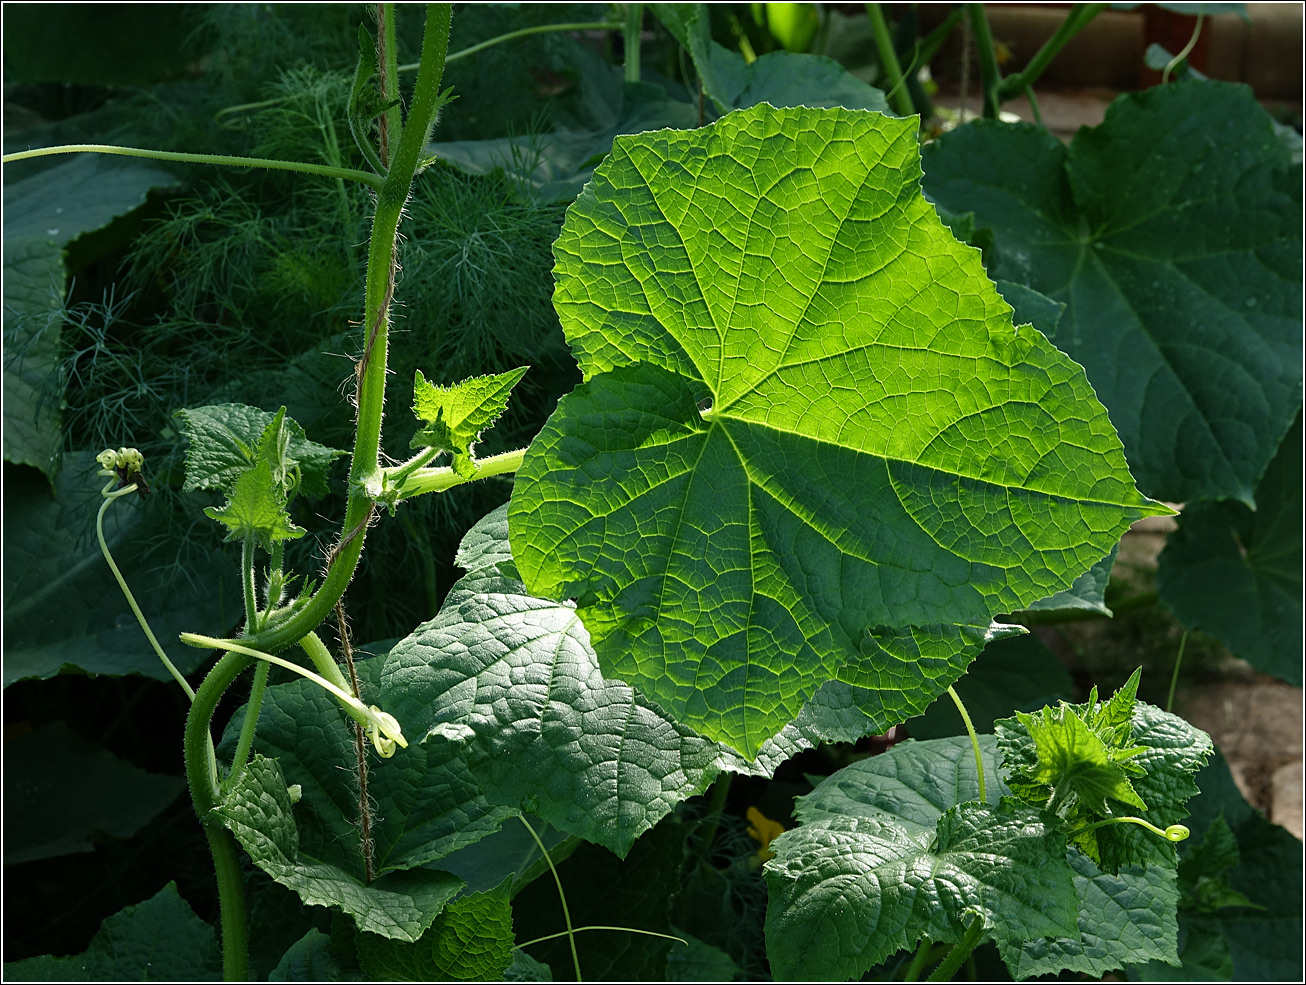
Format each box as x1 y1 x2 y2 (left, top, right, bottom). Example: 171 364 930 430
510 103 1165 757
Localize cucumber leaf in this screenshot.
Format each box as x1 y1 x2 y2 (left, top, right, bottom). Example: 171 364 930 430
383 505 1011 857
357 882 515 982
214 755 466 942
410 366 528 478
202 459 306 550
2 882 220 983
1158 412 1302 684
998 849 1181 978
764 736 1078 981
177 402 344 498
510 103 1167 757
922 80 1302 505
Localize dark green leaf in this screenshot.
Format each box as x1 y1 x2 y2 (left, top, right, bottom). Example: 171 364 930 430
382 505 753 858
213 755 466 942
268 929 353 983
922 80 1303 505
3 155 179 474
2 882 220 982
1178 814 1258 912
1158 412 1303 684
1139 749 1303 982
357 883 515 981
665 931 740 982
765 736 1078 981
3 721 183 864
2 454 234 686
999 847 1181 978
177 402 344 498
512 104 1165 757
221 658 513 881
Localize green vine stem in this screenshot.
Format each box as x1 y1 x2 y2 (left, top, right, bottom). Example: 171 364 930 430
516 926 689 949
228 660 270 781
240 538 259 632
0 143 384 189
400 19 622 73
95 482 197 700
927 914 987 982
997 3 1107 100
1166 630 1189 714
520 815 582 982
1161 11 1205 84
624 4 643 83
184 649 254 982
947 685 986 803
1071 815 1190 843
383 445 526 501
965 5 1002 119
866 4 914 118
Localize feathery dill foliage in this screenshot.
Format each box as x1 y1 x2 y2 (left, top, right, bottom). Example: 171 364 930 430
52 65 571 636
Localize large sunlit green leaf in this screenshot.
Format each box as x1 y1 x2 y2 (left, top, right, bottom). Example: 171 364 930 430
510 103 1167 757
383 504 1010 858
922 80 1303 505
1158 412 1302 684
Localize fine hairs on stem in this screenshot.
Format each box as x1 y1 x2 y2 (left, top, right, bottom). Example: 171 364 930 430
337 602 375 883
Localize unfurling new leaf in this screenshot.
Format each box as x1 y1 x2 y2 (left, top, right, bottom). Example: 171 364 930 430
410 366 528 478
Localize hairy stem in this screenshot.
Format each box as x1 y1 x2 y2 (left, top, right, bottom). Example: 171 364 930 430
385 445 526 500
0 144 385 189
184 649 254 982
228 659 270 781
234 3 452 658
336 603 375 883
241 539 259 632
947 685 986 803
927 915 987 982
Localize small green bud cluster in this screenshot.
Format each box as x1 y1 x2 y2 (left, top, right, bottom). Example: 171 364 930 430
97 446 150 496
